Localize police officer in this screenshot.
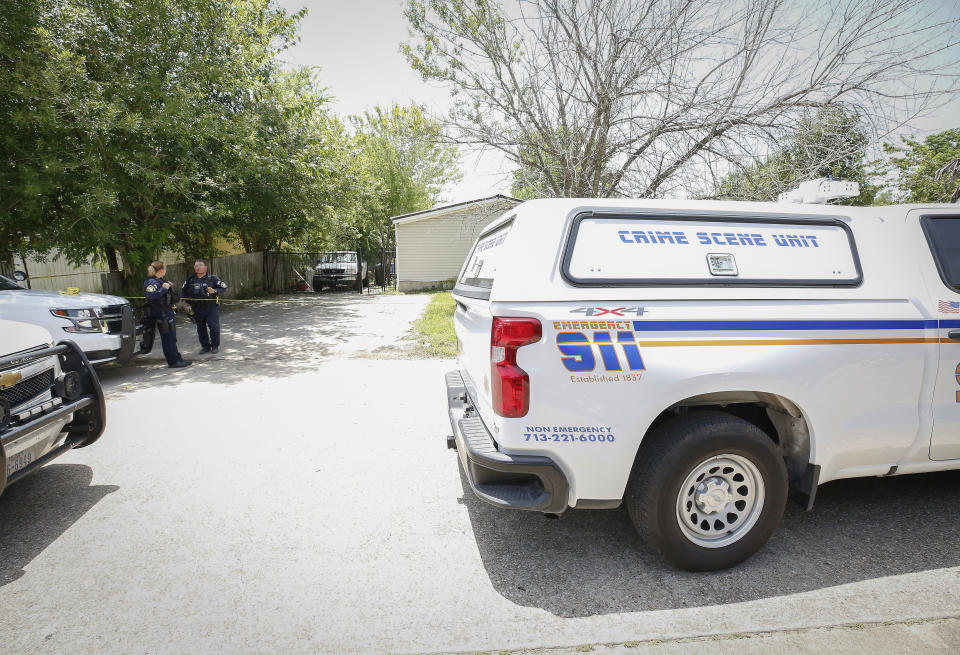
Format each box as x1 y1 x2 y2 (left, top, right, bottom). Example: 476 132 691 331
144 261 191 368
181 260 227 354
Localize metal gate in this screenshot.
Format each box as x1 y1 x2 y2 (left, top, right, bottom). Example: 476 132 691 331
262 251 396 294
371 249 396 291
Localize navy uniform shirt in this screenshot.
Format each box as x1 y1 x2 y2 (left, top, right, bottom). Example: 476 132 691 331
144 277 174 319
181 274 227 310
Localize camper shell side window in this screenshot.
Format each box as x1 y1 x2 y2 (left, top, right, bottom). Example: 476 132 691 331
560 211 863 287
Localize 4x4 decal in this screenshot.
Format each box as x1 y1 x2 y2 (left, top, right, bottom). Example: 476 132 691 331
570 306 646 317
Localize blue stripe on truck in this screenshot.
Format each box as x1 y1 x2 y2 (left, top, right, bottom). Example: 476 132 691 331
630 319 940 331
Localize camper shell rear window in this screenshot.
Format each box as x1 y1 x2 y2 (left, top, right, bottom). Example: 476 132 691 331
456 218 514 295
561 211 862 287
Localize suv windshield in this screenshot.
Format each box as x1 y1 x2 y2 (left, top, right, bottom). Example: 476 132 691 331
320 252 356 264
0 275 25 291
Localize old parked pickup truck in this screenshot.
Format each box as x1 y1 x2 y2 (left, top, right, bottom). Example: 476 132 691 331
310 251 368 292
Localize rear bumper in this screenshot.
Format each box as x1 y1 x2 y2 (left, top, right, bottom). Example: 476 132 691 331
445 370 568 514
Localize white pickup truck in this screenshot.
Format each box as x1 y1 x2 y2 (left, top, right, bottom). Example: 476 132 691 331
0 274 136 364
447 189 960 570
311 251 368 292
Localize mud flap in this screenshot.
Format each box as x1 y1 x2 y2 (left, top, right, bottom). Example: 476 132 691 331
789 463 821 510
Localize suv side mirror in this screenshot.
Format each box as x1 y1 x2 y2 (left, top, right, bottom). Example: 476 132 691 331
11 271 27 282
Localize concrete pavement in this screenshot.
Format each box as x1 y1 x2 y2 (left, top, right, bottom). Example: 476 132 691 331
1 291 959 654
457 617 960 655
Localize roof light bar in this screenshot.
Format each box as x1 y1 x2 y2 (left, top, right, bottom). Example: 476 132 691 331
778 178 860 205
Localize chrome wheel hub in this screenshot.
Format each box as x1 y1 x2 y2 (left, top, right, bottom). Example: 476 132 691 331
676 454 765 549
695 477 732 513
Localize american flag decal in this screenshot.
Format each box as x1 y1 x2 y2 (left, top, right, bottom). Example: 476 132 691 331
939 300 960 313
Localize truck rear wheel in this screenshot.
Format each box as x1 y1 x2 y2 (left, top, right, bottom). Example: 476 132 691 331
625 411 787 571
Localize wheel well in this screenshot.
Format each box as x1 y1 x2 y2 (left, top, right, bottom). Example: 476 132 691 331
643 391 811 482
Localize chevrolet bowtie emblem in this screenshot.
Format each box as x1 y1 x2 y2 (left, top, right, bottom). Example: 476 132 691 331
0 370 23 390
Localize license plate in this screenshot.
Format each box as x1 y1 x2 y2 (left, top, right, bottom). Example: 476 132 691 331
5 440 49 477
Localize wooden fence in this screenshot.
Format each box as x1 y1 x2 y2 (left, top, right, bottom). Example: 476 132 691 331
6 251 266 297
10 251 117 294
163 252 264 297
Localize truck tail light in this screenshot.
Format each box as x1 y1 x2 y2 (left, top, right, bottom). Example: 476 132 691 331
491 317 541 418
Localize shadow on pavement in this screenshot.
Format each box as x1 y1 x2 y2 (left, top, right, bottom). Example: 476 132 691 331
460 467 960 617
0 464 118 586
96 293 368 394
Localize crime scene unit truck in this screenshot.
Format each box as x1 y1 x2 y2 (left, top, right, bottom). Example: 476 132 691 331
445 179 960 570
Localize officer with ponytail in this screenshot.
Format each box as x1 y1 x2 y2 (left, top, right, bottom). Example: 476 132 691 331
143 260 191 369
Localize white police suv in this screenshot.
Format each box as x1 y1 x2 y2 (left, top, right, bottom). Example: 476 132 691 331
446 181 960 570
0 274 136 365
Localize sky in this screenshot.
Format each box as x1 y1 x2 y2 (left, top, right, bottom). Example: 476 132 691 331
276 0 959 204
276 0 511 203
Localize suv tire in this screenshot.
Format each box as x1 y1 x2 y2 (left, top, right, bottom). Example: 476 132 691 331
625 411 788 571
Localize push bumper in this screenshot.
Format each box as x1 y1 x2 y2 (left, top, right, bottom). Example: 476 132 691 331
445 370 568 514
1 340 106 491
116 303 137 363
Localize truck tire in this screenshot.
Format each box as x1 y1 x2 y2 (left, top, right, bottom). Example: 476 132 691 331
313 277 322 293
625 411 787 571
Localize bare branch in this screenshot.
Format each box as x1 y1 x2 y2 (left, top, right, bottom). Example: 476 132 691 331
403 0 960 197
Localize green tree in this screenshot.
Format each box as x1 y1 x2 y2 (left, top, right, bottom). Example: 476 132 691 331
0 0 304 276
349 103 461 254
2 2 460 280
712 106 880 205
883 129 960 203
225 68 354 255
0 0 91 262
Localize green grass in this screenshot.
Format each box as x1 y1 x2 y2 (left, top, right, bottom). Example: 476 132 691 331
411 292 457 357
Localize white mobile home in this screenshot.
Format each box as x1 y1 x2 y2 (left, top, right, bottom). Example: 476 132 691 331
392 195 520 292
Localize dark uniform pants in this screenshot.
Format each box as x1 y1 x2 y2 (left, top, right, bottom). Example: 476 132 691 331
142 315 182 365
195 305 220 349
158 316 182 365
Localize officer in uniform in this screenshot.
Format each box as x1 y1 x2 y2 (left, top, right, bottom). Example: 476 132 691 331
181 260 227 354
143 260 191 368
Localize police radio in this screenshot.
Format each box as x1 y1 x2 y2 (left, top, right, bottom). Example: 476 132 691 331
158 277 179 305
